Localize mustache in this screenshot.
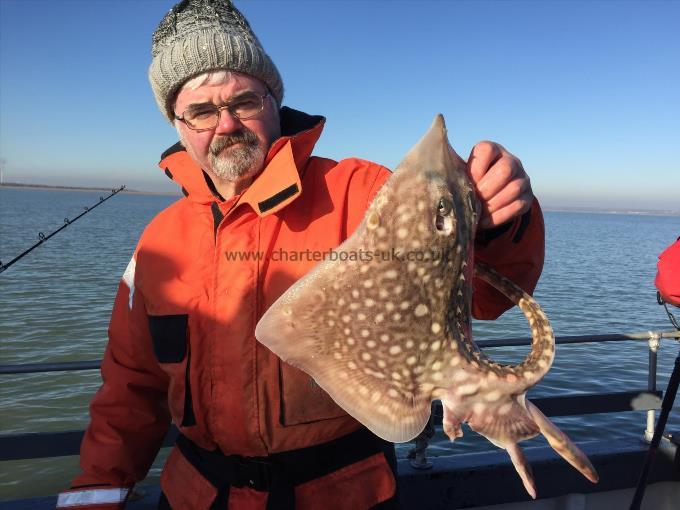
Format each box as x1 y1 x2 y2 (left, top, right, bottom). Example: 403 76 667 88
210 129 259 156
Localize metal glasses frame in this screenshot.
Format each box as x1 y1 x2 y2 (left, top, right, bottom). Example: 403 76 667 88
174 92 269 131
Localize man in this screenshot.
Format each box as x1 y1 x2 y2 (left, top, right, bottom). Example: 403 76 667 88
57 1 544 509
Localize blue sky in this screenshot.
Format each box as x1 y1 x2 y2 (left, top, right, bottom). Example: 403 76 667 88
0 0 678 210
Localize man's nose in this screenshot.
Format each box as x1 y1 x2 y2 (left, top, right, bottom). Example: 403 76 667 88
214 107 242 135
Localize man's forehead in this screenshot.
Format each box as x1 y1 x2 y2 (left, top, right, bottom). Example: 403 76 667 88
175 72 267 108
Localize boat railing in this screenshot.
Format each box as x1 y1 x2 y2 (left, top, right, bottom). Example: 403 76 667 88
1 330 679 465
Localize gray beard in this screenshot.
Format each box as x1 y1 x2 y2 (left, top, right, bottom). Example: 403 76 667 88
208 130 266 182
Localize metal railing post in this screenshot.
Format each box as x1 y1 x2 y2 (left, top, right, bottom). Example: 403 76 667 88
645 332 661 442
407 402 436 469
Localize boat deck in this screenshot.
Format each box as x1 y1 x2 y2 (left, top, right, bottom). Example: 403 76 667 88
3 435 678 509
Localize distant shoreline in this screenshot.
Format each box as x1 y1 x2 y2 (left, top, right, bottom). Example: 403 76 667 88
542 207 680 217
0 182 180 197
1 182 677 215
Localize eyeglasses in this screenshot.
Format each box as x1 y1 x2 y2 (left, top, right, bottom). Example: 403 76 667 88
175 92 269 131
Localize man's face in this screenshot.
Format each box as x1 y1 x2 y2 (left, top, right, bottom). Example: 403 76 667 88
174 74 281 186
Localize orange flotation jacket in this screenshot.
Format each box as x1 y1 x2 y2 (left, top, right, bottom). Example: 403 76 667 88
58 108 545 509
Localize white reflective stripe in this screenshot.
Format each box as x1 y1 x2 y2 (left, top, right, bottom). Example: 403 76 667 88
57 487 129 507
122 256 136 310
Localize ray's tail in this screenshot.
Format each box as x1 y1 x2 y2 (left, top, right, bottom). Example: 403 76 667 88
440 262 598 498
474 262 555 390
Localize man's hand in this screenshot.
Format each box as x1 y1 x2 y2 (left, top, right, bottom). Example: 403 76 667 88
467 141 534 229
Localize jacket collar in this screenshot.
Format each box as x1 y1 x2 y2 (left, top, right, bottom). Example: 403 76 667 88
158 107 325 216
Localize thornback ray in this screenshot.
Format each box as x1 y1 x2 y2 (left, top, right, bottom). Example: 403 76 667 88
255 115 598 497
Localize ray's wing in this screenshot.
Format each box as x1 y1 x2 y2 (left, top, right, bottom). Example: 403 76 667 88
256 229 440 443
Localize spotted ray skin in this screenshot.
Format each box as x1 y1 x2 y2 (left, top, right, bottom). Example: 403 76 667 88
255 115 598 497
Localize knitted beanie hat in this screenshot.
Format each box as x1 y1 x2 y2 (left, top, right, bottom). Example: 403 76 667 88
149 0 284 122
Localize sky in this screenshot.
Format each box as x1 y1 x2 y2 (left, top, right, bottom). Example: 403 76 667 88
0 0 678 211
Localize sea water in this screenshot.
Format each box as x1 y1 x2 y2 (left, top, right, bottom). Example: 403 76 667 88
1 187 678 500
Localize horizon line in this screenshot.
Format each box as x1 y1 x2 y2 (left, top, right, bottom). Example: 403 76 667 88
1 182 678 216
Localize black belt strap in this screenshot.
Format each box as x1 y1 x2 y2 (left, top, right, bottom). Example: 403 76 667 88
174 427 396 510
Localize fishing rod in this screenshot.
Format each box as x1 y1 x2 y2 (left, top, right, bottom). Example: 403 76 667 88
0 185 126 274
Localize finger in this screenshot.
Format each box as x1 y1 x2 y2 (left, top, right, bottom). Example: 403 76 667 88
476 157 518 202
507 443 537 499
467 141 503 184
486 177 531 213
483 199 531 228
526 400 599 483
481 178 533 227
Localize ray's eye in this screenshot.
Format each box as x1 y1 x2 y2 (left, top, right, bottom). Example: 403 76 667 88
437 197 452 216
435 197 454 232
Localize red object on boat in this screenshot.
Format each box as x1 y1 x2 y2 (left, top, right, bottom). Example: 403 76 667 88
655 238 680 307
